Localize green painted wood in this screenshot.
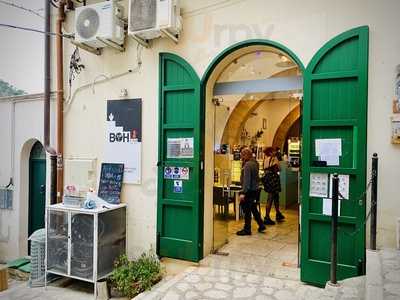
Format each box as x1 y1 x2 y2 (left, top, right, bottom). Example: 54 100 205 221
301 26 369 286
28 142 46 237
157 53 202 262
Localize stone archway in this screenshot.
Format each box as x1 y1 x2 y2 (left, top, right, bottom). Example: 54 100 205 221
220 68 299 146
272 104 301 150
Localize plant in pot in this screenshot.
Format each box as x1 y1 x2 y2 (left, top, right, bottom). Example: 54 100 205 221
109 251 163 298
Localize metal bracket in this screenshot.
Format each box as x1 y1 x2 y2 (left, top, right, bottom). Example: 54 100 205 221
70 40 101 56
160 29 179 44
129 35 150 48
96 37 125 52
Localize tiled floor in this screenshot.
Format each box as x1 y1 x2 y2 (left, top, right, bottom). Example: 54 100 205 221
203 206 300 280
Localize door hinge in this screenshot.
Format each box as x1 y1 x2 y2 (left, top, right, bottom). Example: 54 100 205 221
200 161 204 170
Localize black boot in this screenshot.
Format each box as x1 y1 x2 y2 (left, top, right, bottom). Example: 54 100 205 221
276 212 285 222
258 225 266 233
236 229 251 236
263 217 276 225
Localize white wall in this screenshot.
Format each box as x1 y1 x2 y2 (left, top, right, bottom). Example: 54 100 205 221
59 0 400 256
0 95 56 262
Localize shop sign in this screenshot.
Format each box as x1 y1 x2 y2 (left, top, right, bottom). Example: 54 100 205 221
105 99 142 184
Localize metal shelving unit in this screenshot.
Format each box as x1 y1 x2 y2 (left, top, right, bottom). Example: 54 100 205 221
45 203 126 296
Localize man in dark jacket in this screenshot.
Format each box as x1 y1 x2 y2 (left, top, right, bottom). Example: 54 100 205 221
237 148 266 235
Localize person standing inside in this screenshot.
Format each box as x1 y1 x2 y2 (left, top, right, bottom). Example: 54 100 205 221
263 147 285 225
237 148 266 236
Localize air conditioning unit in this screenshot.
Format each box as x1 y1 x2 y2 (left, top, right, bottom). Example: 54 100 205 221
75 1 125 49
128 0 182 41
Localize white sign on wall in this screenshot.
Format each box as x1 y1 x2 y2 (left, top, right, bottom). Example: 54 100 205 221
105 99 142 184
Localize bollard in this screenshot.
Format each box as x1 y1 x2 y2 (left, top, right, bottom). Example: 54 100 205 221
330 174 339 285
370 153 378 250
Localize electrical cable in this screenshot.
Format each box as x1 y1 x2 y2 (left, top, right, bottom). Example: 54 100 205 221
0 23 73 38
0 0 44 19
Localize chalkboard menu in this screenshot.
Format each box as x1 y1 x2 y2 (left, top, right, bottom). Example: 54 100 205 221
98 163 124 204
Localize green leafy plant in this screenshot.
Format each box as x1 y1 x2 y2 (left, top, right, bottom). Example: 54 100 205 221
110 251 163 298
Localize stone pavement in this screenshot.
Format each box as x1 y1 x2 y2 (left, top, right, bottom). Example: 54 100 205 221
203 208 300 281
134 266 330 300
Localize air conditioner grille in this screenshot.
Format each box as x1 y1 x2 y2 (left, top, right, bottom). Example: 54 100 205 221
76 8 100 40
130 0 156 32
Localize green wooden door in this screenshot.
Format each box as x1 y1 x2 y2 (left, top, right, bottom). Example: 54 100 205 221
29 143 46 237
157 53 202 261
301 26 369 286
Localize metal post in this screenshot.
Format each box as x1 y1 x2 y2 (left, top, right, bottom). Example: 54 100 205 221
370 153 378 250
330 174 339 285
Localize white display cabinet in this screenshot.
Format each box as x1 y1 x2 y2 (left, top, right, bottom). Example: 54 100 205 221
45 203 126 294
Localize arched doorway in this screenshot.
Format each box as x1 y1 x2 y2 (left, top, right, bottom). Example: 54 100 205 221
157 27 369 287
28 141 46 239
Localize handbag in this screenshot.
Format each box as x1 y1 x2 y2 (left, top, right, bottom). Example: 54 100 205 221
263 157 281 193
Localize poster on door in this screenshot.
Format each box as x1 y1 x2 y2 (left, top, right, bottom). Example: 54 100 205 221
167 138 194 158
105 99 142 184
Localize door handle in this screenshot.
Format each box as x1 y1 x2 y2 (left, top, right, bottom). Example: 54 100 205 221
40 185 46 194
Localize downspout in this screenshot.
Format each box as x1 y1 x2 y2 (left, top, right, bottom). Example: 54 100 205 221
56 1 66 203
44 0 57 205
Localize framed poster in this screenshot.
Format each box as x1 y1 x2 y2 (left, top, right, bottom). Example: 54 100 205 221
105 99 142 184
391 115 400 144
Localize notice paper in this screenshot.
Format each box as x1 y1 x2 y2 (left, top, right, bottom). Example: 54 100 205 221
329 174 350 199
309 173 329 198
320 155 340 166
315 138 342 157
323 198 341 216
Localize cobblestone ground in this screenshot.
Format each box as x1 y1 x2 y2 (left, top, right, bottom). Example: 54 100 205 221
381 249 400 299
135 266 329 300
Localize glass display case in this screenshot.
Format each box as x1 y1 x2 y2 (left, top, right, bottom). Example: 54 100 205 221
46 203 126 293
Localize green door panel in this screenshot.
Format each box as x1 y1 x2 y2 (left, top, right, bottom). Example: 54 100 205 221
29 159 46 236
301 26 369 286
157 53 202 262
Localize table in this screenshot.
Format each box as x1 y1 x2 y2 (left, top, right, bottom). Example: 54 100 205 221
214 184 242 221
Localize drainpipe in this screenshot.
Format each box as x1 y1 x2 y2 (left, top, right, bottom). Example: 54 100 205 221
56 1 66 203
44 0 57 205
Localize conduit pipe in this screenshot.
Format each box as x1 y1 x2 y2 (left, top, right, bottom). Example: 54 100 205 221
44 0 57 205
56 0 67 203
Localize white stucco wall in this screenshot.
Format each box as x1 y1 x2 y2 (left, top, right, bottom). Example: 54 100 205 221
59 0 400 258
0 94 56 262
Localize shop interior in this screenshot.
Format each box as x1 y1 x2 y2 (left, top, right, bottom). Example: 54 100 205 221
202 46 303 278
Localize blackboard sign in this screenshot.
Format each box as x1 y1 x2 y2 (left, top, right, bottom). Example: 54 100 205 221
98 163 124 204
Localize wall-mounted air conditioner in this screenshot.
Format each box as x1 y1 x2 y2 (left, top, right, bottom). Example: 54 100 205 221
74 1 125 49
128 0 182 42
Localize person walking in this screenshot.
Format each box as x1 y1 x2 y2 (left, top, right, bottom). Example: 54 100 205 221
263 147 285 225
236 148 266 236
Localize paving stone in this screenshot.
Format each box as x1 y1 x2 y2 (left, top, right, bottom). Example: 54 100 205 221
232 287 256 298
261 287 274 295
185 290 199 299
255 295 274 300
195 282 213 291
246 274 261 283
176 282 191 292
384 283 400 296
214 282 233 291
274 289 296 300
161 290 180 300
263 277 284 289
203 290 228 299
185 274 202 284
384 270 400 282
218 276 230 283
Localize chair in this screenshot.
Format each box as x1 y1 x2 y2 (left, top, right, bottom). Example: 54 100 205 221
213 186 228 217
